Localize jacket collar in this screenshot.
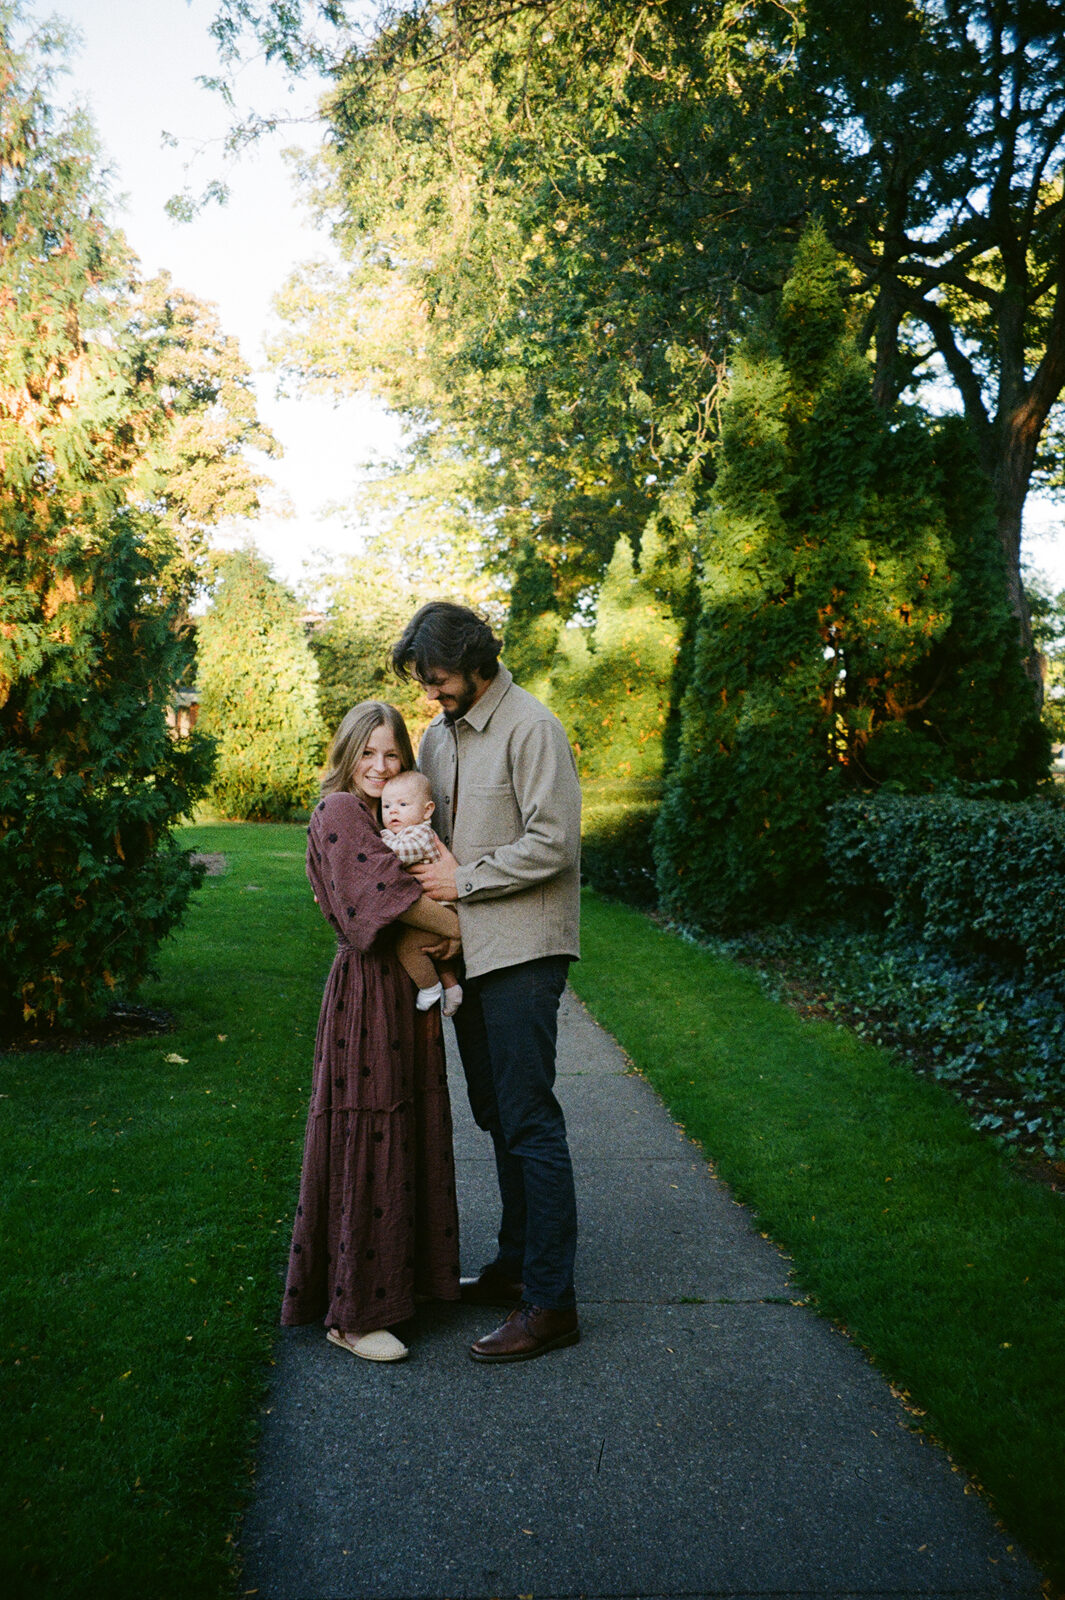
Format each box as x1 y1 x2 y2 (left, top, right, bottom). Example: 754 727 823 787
430 663 513 735
463 663 512 731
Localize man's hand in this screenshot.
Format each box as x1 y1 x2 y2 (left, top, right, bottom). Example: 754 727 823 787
423 935 462 962
410 841 459 901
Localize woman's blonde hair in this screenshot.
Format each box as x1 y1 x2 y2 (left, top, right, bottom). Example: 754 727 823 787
320 701 415 798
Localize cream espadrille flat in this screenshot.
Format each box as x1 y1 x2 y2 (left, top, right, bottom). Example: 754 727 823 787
327 1327 409 1363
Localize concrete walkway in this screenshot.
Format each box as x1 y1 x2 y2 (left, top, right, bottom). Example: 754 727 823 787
241 989 1040 1600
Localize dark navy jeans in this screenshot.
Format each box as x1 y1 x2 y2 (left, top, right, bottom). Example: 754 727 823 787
451 955 577 1310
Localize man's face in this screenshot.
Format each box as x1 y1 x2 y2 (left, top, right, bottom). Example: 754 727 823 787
417 666 487 722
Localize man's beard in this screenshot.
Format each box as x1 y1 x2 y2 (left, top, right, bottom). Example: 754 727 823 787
442 673 480 723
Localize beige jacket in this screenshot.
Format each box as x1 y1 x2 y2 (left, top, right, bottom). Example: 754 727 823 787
418 664 581 979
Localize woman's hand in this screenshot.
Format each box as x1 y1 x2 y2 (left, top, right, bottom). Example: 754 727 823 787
410 840 459 902
423 935 462 962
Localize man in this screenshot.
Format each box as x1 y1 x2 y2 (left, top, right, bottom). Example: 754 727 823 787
392 601 581 1363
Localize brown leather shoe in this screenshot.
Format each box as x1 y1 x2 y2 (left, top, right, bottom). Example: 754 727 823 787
459 1267 523 1306
469 1303 580 1363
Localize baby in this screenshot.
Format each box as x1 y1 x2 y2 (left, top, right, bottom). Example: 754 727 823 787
380 770 463 1017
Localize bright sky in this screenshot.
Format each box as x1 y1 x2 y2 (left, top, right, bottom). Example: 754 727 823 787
52 0 400 591
41 0 1065 595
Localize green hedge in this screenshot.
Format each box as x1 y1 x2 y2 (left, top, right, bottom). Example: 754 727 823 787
822 794 1065 1156
826 794 1065 978
580 779 660 905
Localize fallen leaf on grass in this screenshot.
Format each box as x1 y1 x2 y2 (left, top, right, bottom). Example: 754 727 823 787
165 1053 188 1064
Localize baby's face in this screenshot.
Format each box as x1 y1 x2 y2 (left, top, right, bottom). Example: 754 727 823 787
382 784 433 833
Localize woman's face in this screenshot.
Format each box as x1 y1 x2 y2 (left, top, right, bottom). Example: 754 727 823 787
351 722 405 806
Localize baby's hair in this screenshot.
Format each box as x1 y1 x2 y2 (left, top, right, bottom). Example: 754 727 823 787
382 770 433 804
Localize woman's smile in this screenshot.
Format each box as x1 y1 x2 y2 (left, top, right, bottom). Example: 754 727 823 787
352 725 403 803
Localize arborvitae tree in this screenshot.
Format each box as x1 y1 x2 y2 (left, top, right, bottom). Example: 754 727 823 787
548 531 679 784
0 9 214 1033
197 550 324 818
655 225 1046 931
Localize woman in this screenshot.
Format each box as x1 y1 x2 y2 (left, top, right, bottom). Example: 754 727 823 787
280 701 462 1362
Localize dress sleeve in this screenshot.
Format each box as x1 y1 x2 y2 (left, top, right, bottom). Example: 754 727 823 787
309 792 422 952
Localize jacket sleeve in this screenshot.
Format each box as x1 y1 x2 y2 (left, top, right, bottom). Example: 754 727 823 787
456 718 581 903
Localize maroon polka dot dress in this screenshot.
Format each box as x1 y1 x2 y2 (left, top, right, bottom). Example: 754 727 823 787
281 791 460 1333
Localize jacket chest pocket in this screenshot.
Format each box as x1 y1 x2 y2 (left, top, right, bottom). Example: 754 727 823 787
462 783 522 848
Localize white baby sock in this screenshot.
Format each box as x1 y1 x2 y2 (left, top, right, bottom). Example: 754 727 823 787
442 983 463 1017
416 982 444 1011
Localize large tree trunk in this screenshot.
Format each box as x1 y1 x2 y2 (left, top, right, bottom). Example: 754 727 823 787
990 402 1053 710
992 479 1042 709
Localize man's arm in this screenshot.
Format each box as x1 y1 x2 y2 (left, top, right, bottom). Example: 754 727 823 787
409 844 459 902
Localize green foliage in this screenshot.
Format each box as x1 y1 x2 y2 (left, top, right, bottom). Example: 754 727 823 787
306 550 438 741
513 530 680 903
796 923 1064 1161
0 522 214 1035
0 8 215 1034
579 779 660 905
502 542 562 702
1027 569 1065 745
914 422 1050 786
196 550 324 819
655 226 1047 932
219 1 1065 683
125 271 281 605
547 532 680 783
819 793 1065 1155
263 0 786 615
826 794 1065 979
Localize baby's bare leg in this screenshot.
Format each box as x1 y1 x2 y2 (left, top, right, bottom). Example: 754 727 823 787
395 926 441 992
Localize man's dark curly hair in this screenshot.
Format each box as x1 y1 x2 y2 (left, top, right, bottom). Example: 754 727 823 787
391 601 502 683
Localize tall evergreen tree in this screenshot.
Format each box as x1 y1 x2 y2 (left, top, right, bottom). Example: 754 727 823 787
0 7 214 1032
547 531 679 785
654 225 1046 931
196 550 325 819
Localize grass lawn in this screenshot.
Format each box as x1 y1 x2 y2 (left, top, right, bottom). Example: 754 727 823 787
0 823 330 1600
4 841 1063 1595
570 890 1065 1592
